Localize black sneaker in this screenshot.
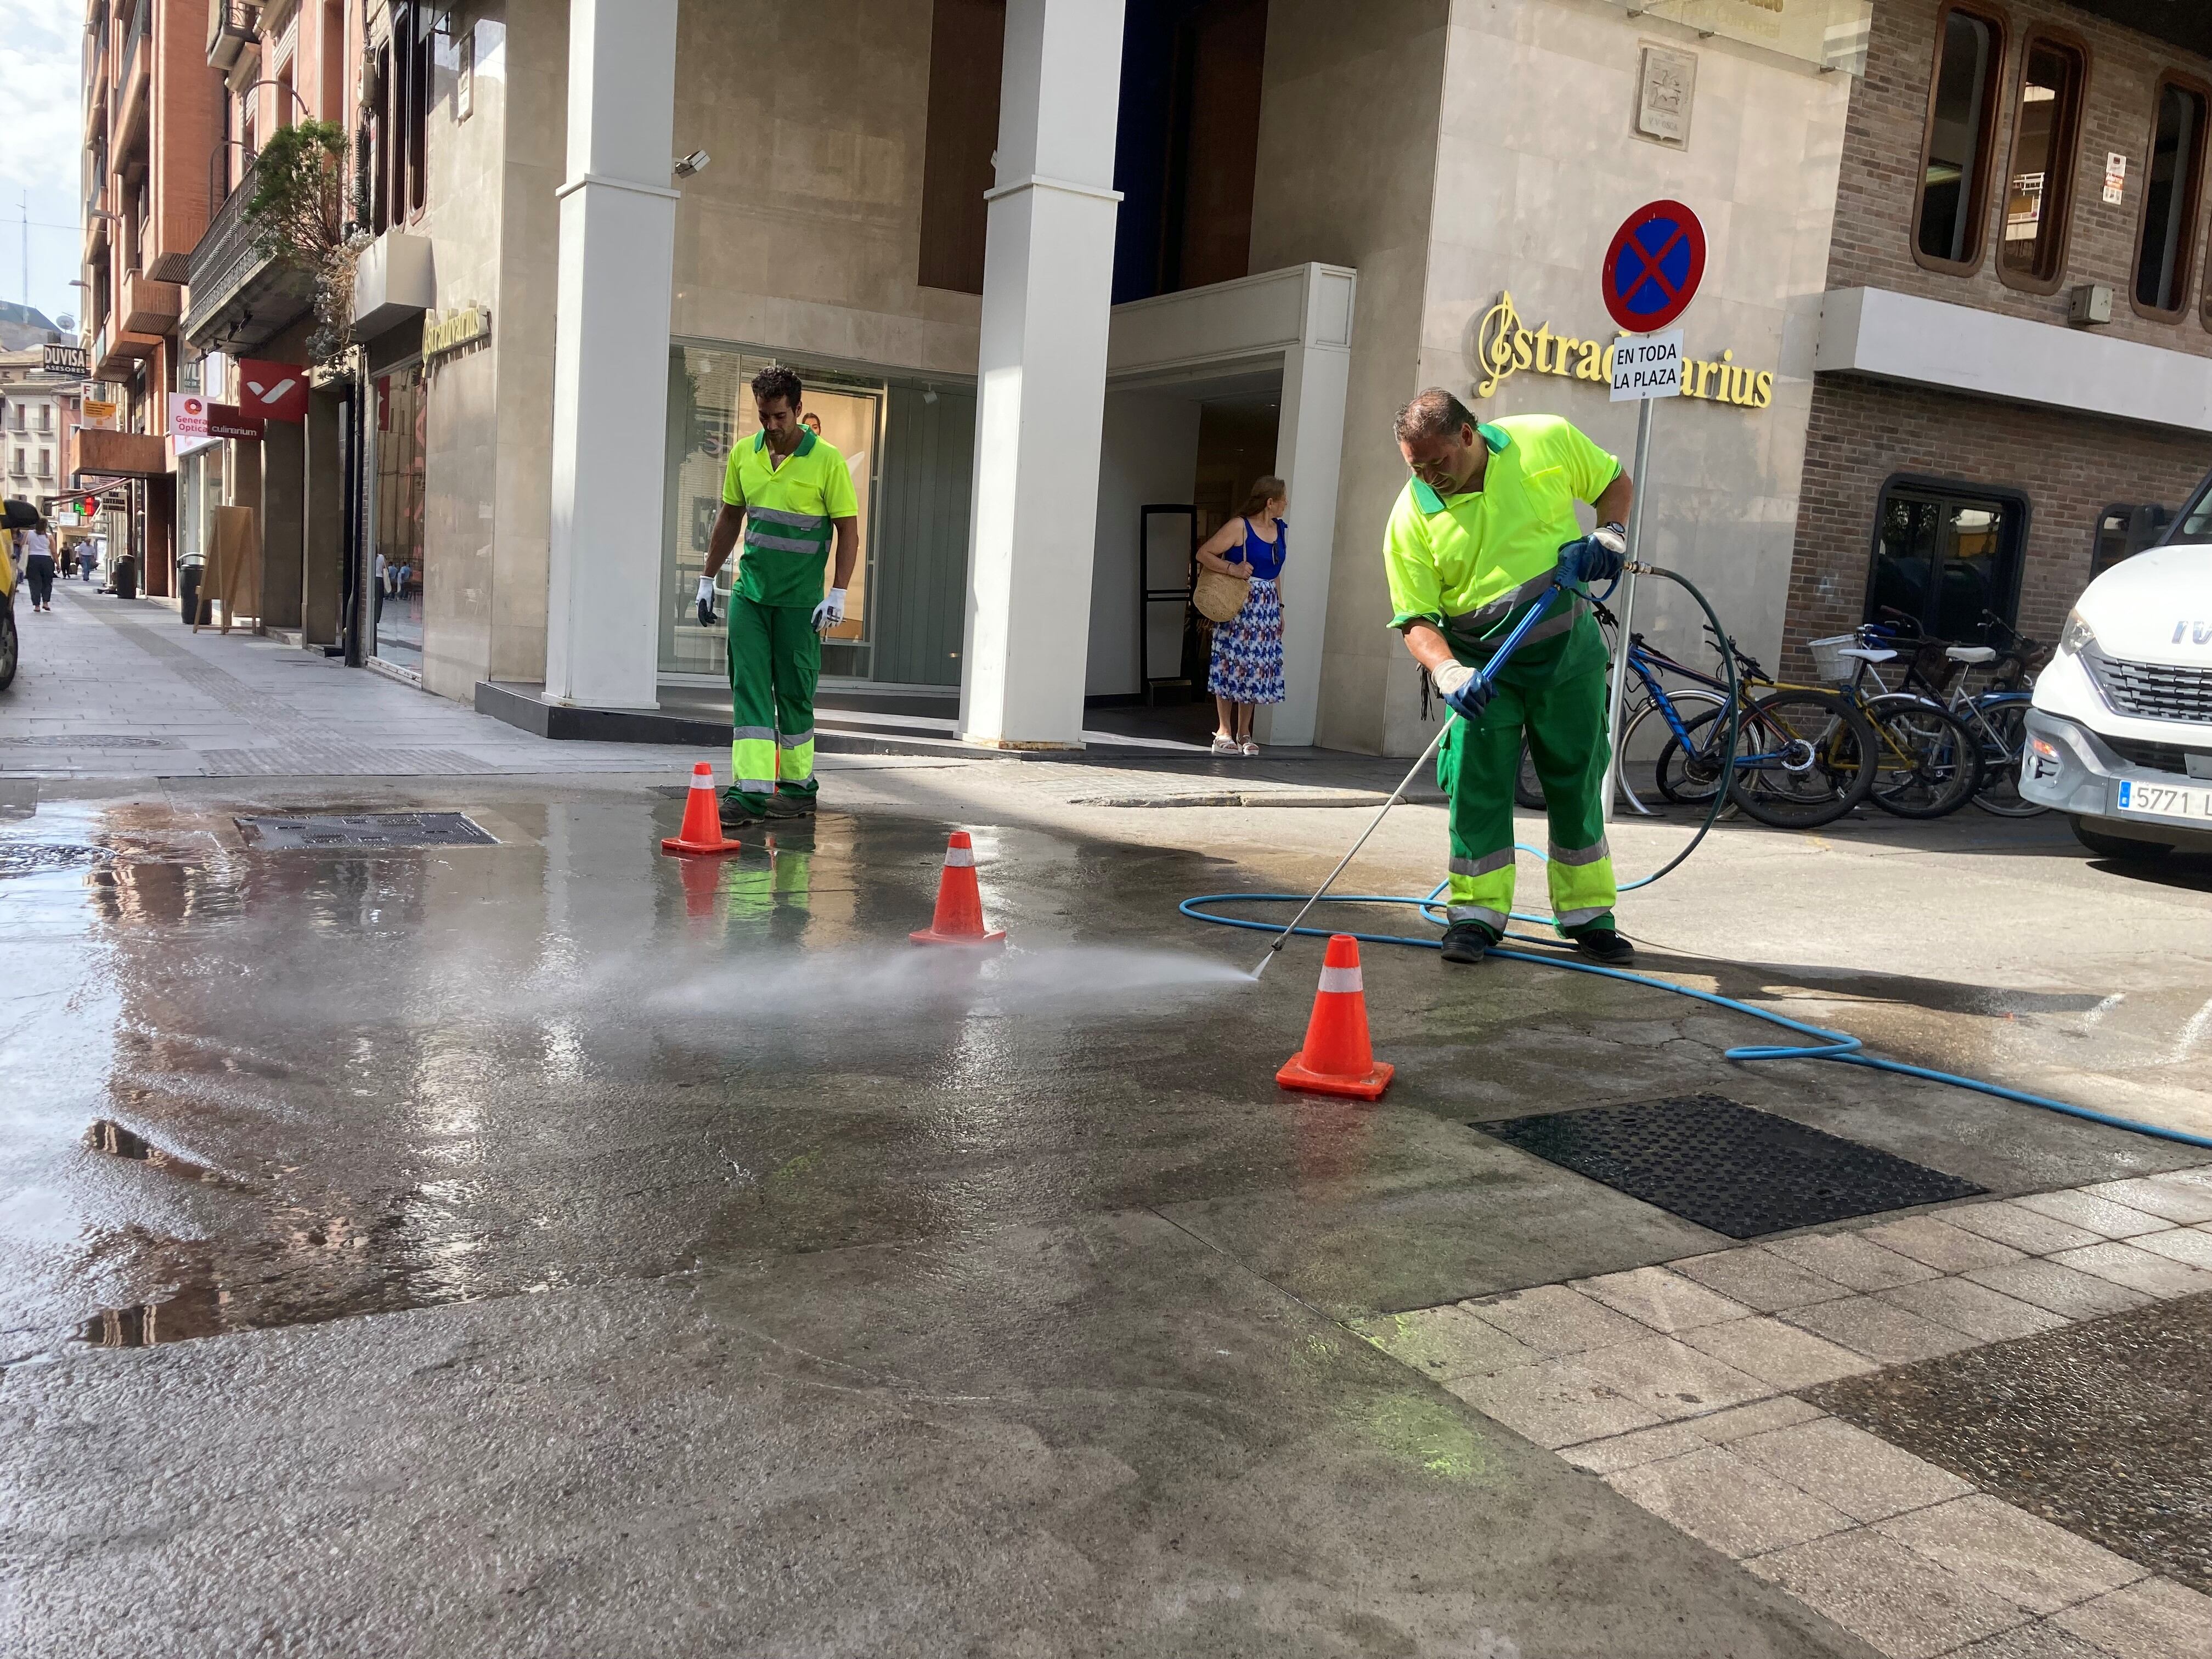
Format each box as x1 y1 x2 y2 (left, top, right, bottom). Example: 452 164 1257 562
1440 921 1499 964
1566 926 1634 963
760 792 816 819
718 792 766 830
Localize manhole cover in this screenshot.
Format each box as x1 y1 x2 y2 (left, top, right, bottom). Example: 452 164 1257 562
1478 1093 1984 1239
236 812 498 850
0 842 112 878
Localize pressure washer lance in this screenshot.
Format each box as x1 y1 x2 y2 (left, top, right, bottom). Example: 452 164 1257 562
1249 580 1571 979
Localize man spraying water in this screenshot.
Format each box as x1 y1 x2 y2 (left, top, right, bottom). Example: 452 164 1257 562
1386 389 1635 966
697 364 860 827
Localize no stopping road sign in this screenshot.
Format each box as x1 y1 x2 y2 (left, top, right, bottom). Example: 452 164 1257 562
1602 200 1707 334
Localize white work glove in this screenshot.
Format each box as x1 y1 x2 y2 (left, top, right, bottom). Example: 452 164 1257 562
811 587 847 634
695 574 719 628
1431 659 1492 720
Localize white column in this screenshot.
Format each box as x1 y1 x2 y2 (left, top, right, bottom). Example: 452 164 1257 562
1255 270 1355 749
957 0 1127 748
544 0 680 709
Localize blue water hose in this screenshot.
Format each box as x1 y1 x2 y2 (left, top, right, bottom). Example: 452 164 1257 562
1183 559 2212 1152
1180 889 2212 1150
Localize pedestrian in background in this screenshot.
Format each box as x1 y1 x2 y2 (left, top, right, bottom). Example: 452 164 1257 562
20 516 57 613
76 543 94 582
1195 477 1289 755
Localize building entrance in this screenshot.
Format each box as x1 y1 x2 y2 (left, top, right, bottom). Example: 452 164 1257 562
368 362 427 673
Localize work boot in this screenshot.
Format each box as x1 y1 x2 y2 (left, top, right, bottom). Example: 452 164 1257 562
1439 921 1500 964
1565 926 1634 964
718 789 768 830
760 791 816 820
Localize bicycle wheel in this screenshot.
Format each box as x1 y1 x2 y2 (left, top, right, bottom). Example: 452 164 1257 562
1726 690 1877 828
1967 698 2049 817
1863 696 1982 819
1645 692 1731 806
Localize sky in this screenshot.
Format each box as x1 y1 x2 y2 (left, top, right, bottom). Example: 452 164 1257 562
0 0 87 329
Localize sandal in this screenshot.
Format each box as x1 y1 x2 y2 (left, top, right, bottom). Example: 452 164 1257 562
1210 735 1240 755
1240 740 1260 756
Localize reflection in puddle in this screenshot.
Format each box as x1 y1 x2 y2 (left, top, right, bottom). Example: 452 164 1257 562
83 1118 215 1182
0 842 110 878
78 1282 227 1348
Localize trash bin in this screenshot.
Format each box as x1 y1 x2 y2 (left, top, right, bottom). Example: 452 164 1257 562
179 562 202 625
112 554 138 601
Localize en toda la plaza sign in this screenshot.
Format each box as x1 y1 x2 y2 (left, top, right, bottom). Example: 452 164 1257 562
1472 290 1774 412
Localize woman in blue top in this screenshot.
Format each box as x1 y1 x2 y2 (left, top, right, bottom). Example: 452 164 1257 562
1194 477 1289 754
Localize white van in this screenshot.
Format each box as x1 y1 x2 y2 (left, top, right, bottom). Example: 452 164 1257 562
2021 507 2212 858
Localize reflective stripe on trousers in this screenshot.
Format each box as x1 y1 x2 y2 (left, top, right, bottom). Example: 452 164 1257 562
1436 653 1616 936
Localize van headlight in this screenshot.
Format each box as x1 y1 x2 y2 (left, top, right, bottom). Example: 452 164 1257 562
2056 610 2098 659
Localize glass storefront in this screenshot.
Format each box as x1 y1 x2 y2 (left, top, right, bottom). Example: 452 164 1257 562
661 346 883 681
369 362 428 672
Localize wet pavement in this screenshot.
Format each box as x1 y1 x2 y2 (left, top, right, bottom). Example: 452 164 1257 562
5 591 2212 1654
1812 1293 2212 1596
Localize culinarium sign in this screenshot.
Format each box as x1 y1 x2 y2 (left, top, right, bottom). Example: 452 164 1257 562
1474 291 1772 411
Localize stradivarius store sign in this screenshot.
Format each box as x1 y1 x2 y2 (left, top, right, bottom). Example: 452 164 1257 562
1474 291 1772 411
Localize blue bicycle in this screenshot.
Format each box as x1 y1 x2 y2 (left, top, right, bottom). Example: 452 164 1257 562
1516 604 1879 830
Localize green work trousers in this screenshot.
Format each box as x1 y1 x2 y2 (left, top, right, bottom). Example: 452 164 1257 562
727 594 819 808
1437 656 1617 936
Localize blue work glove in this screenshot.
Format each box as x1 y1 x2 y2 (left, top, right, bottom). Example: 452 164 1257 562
696 574 719 628
1556 523 1628 588
1432 659 1493 721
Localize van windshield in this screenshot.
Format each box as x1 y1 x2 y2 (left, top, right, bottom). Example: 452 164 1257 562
2179 472 2212 542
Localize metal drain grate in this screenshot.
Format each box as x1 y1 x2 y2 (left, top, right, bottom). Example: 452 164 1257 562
1479 1093 1984 1238
236 812 498 850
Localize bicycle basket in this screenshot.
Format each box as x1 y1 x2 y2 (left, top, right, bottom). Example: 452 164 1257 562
1807 634 1861 685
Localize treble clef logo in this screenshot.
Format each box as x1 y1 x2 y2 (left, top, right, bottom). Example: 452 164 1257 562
1476 291 1523 398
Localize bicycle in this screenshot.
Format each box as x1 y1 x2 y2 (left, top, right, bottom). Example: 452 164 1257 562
1797 630 1983 819
1855 610 2049 818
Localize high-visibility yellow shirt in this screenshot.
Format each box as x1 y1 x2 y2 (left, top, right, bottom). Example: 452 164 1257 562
721 427 859 606
1381 414 1619 666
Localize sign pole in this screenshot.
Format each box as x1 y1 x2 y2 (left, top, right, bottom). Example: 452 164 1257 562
1603 394 1655 823
1596 198 1705 828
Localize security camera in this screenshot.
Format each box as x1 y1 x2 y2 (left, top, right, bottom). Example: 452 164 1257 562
673 150 710 179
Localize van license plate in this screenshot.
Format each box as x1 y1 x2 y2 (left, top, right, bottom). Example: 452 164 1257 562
2115 780 2211 821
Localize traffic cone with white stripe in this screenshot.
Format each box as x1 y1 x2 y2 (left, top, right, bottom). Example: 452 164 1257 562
1276 934 1393 1099
662 761 742 855
910 830 1006 946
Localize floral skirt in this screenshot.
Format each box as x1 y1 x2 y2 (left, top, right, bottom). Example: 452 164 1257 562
1207 575 1285 704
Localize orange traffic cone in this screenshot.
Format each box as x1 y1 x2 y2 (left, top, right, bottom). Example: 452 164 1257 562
662 761 743 855
1276 934 1393 1100
910 830 1006 946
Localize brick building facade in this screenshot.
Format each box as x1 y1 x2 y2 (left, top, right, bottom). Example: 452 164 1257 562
1784 0 2212 673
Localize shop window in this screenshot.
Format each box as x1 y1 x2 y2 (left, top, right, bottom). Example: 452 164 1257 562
2132 75 2208 319
1914 4 2004 273
1866 478 2028 644
660 347 884 681
2091 503 2171 579
1998 34 2086 293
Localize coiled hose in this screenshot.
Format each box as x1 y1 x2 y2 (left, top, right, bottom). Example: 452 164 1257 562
1181 565 2212 1152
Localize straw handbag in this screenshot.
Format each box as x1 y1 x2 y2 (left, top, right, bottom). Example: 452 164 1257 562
1192 563 1250 623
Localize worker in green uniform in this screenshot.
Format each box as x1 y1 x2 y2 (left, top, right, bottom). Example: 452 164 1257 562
698 364 860 827
1383 388 1635 966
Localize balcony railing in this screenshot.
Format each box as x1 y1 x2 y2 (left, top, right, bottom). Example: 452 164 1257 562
207 0 261 71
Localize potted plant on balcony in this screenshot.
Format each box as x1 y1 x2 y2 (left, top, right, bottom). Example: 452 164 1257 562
243 120 369 367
